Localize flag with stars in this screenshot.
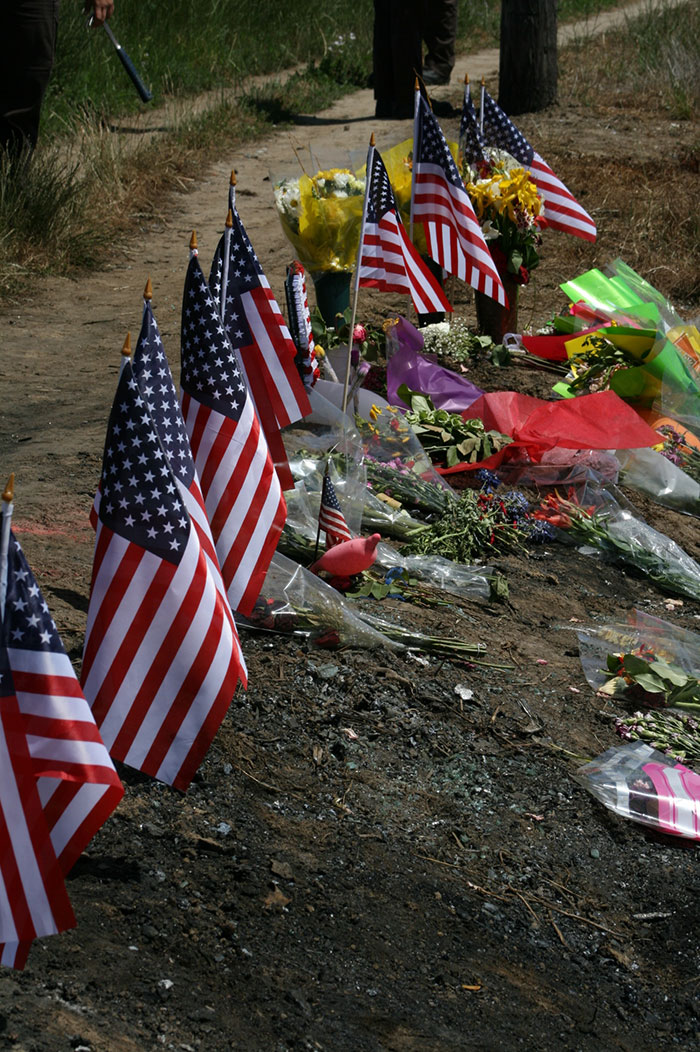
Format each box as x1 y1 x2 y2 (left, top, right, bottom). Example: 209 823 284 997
209 193 311 488
480 89 596 242
318 473 352 549
412 92 506 305
358 144 451 316
131 297 247 685
459 83 487 167
180 253 286 617
81 356 245 791
0 532 123 969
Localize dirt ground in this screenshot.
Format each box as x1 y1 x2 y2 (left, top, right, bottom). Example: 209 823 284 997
1 5 699 1051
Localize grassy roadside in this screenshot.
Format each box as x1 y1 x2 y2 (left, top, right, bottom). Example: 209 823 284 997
44 0 624 135
0 0 695 305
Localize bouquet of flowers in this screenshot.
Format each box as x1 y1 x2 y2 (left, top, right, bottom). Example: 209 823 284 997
273 167 365 276
461 148 545 285
534 487 700 600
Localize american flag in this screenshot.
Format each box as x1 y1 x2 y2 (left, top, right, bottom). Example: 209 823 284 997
358 143 451 316
480 89 596 242
318 474 352 548
180 253 286 617
459 82 487 166
81 356 245 791
1 531 123 969
131 297 247 685
210 192 311 488
412 92 506 306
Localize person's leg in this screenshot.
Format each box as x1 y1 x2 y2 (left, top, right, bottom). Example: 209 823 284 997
0 0 60 154
388 0 422 118
373 0 395 118
422 0 458 85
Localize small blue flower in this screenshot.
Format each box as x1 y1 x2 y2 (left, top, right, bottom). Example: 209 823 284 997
475 468 501 494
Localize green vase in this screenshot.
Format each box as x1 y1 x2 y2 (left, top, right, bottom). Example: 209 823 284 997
312 271 352 327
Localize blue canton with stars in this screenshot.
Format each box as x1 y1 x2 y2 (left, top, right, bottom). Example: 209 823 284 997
98 359 189 565
0 533 64 697
132 300 195 490
365 149 400 226
481 91 534 166
180 255 248 423
208 199 262 351
459 90 487 166
416 95 464 188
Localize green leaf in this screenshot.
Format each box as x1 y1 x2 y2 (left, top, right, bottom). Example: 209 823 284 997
620 654 653 676
633 673 666 694
446 445 460 467
648 660 688 687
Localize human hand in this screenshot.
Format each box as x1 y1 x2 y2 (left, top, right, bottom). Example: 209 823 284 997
86 1 115 27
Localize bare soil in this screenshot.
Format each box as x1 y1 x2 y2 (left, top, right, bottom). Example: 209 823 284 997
0 7 699 1051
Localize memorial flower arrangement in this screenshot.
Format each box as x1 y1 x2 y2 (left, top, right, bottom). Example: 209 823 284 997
533 489 700 600
461 148 545 284
273 167 365 276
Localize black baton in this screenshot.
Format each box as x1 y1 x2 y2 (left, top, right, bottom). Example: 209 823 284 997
93 18 153 103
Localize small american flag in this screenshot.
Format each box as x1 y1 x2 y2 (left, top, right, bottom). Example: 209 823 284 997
210 192 311 488
181 253 286 617
459 83 487 166
480 89 596 242
412 92 506 306
319 474 352 548
81 356 245 791
358 143 451 317
1 532 123 969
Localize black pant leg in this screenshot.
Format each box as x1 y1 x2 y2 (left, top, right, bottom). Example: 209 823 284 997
0 0 60 153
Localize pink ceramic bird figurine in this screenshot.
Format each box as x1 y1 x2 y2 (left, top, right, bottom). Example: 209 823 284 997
310 534 381 577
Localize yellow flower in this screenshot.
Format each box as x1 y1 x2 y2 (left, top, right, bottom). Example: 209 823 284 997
369 404 382 422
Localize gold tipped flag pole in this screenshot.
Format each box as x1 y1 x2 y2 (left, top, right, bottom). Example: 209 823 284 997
189 230 198 256
143 276 153 302
0 473 15 619
341 132 376 414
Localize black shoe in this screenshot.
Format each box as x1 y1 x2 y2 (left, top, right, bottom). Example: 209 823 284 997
423 67 451 86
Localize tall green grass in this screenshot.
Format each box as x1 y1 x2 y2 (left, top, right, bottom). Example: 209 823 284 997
623 0 699 117
44 0 626 134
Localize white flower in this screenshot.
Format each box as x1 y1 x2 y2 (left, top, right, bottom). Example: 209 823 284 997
481 219 500 241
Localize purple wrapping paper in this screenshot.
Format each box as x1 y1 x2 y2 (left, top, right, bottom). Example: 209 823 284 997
386 321 484 413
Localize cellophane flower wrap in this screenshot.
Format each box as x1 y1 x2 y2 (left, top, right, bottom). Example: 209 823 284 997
460 147 545 284
273 167 365 276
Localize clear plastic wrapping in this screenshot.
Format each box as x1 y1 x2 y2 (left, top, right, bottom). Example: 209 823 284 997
531 468 700 601
576 741 700 839
577 609 700 695
238 552 399 651
617 446 700 518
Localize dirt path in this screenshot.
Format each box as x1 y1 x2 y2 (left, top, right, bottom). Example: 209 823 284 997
0 0 679 559
1 4 699 1050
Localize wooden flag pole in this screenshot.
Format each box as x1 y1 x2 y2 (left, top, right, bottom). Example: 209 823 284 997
0 473 15 620
341 133 375 415
189 229 198 258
